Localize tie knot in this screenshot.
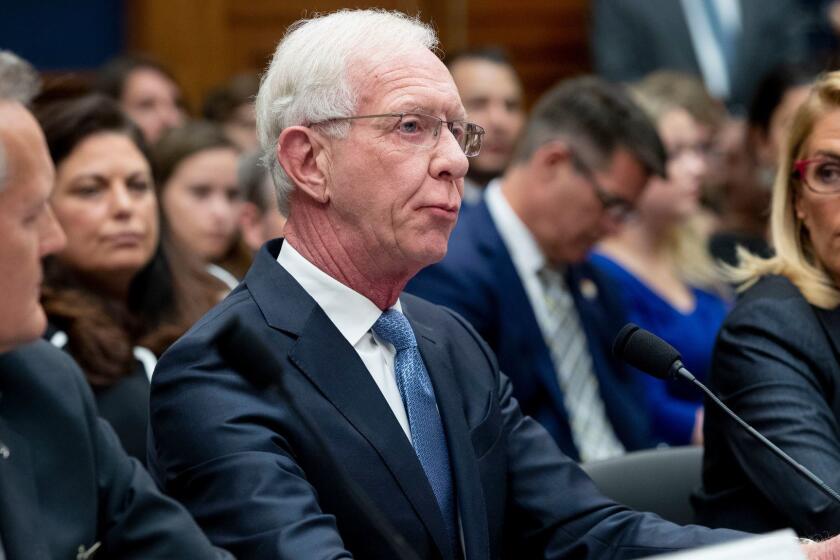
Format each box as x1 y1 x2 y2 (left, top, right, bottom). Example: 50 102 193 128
372 309 417 351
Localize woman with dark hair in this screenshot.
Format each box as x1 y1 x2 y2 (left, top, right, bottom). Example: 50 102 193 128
36 94 220 462
153 120 252 285
95 54 186 144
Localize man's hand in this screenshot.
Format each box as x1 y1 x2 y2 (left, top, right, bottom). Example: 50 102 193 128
804 535 840 560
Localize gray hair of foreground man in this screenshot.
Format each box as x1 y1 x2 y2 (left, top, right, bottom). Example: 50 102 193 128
255 9 438 216
0 50 41 190
512 76 666 177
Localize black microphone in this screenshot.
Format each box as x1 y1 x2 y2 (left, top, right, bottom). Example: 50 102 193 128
613 323 840 506
216 316 421 560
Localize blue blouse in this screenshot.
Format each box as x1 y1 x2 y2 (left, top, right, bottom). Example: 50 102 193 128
590 252 729 445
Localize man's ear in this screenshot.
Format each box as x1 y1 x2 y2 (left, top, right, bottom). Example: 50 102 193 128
277 126 330 204
531 140 573 182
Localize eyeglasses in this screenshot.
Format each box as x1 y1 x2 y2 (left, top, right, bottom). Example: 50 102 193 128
571 153 636 222
311 112 485 157
793 157 840 195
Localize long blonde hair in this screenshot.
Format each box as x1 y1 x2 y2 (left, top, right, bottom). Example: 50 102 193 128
630 72 727 294
729 71 840 309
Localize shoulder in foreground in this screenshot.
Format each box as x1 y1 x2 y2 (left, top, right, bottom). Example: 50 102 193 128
0 339 91 413
724 274 814 331
738 274 805 305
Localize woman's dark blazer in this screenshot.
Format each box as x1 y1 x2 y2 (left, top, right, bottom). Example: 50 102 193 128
693 274 840 538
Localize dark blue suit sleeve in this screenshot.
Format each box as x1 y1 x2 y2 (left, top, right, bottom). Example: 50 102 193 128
498 371 743 557
441 308 745 558
148 335 353 560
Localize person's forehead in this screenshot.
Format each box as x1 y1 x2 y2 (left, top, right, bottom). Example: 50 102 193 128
450 58 522 97
352 49 465 118
806 109 840 146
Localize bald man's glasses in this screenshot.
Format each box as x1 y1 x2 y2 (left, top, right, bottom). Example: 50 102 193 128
313 112 485 157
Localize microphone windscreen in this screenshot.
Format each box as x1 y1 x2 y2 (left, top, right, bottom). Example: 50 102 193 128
612 323 681 379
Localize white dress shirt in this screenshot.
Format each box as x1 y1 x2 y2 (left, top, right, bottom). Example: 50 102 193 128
277 240 411 441
485 180 551 327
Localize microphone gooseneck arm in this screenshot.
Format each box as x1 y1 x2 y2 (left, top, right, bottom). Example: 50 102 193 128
613 324 840 507
673 365 840 506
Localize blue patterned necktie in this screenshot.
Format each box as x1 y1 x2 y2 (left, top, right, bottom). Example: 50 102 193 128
372 309 460 557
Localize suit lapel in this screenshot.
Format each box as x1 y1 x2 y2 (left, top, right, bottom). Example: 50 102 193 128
247 242 451 558
409 310 490 560
289 309 452 559
474 203 569 414
0 417 49 559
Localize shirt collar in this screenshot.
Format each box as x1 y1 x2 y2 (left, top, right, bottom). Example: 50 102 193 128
277 241 401 347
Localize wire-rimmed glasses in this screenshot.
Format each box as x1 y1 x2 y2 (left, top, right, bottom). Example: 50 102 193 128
311 112 485 157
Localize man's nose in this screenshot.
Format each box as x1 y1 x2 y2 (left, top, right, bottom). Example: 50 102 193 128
430 127 469 181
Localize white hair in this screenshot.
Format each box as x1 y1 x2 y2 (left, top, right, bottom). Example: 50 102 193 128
255 9 438 216
0 50 41 191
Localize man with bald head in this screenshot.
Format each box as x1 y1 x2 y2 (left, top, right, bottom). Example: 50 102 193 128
0 51 229 560
148 9 839 560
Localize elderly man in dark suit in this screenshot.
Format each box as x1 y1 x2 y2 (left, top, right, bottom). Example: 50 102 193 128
408 77 659 461
0 51 229 559
148 9 840 560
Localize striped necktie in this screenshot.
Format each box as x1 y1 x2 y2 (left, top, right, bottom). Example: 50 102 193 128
538 266 624 461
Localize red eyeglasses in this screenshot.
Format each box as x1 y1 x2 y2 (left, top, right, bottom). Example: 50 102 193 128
792 157 840 194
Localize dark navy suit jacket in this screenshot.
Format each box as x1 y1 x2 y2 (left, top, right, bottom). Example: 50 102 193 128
0 341 228 560
695 275 840 538
148 239 740 559
407 201 654 460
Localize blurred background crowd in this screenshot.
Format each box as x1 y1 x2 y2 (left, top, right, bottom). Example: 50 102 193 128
5 0 840 536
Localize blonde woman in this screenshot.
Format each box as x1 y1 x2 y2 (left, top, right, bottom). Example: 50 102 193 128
694 72 840 538
591 72 728 447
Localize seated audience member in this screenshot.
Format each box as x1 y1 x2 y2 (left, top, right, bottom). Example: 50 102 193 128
695 71 840 538
153 121 251 287
447 47 525 204
203 73 260 152
238 150 285 252
35 95 220 462
710 62 821 266
409 76 661 460
0 49 230 560
95 54 186 144
591 72 729 447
